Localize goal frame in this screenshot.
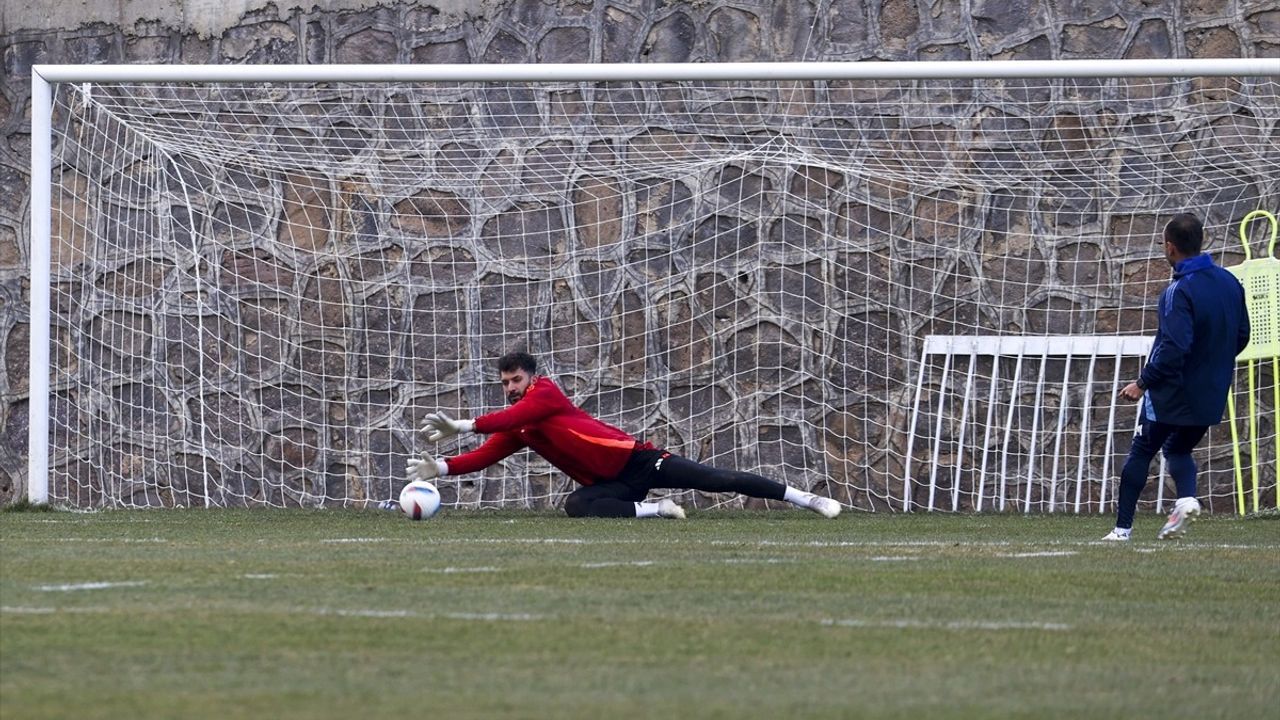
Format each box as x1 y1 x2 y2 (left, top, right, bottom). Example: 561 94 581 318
27 58 1279 505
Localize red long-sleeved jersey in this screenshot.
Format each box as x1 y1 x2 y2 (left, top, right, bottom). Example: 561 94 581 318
444 376 654 486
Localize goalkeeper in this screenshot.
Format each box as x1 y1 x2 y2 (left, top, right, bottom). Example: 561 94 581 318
404 351 841 519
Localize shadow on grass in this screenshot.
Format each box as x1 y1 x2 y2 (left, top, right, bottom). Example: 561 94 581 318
2 499 55 513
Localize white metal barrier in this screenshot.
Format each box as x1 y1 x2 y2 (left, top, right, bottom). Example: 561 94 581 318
904 335 1155 513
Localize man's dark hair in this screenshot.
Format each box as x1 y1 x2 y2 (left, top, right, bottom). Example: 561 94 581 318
1163 213 1204 256
497 351 537 374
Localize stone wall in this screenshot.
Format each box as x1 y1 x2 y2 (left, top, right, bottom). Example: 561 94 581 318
1 0 1277 505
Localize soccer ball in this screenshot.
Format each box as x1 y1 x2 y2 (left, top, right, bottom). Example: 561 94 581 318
399 480 441 520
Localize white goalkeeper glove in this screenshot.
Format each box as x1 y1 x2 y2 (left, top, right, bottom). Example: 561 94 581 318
421 411 475 443
404 454 448 483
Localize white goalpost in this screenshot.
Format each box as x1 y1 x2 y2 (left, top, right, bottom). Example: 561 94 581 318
28 60 1280 512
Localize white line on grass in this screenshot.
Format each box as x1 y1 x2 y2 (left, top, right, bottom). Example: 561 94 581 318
41 537 169 543
312 537 1280 552
868 556 923 561
419 558 806 573
309 532 1280 548
822 618 1072 631
242 574 279 579
32 581 148 592
1 606 111 614
723 539 1280 551
316 608 545 621
741 540 1013 548
444 612 544 621
1 604 551 623
996 551 1079 558
329 609 414 618
1080 541 1276 550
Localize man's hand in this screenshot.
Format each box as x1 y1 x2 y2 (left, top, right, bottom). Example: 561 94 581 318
421 411 475 442
1119 382 1144 401
404 454 441 483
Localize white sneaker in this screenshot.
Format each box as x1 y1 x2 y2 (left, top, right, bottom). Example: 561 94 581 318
1157 498 1201 540
808 496 842 519
1100 530 1131 542
657 499 686 519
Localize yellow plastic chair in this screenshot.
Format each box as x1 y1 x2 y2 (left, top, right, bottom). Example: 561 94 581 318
1225 209 1279 514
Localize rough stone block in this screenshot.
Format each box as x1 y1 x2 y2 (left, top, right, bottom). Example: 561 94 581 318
602 6 643 62
1061 14 1128 56
336 28 397 63
0 222 18 269
391 190 470 237
708 7 762 62
641 11 697 62
412 38 471 64
189 391 256 448
573 176 624 249
538 26 592 63
880 0 921 52
221 21 297 63
483 29 529 63
828 0 871 46
3 40 46 76
1186 25 1241 57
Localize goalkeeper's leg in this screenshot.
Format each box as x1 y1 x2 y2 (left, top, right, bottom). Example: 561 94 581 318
563 482 682 519
638 450 841 518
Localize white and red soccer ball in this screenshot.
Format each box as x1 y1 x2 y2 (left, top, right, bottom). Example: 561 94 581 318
398 480 441 520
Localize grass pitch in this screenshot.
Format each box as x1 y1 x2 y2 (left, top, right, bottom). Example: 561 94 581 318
1 507 1276 720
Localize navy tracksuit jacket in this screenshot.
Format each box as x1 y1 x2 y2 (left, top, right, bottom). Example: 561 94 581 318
1139 253 1251 427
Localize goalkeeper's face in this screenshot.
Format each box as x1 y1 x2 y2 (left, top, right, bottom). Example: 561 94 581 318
500 369 534 404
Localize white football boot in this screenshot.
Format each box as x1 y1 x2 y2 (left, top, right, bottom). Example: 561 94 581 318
1157 497 1201 540
657 499 687 519
808 496 842 519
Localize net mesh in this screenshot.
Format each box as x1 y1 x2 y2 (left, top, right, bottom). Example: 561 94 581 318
42 74 1280 511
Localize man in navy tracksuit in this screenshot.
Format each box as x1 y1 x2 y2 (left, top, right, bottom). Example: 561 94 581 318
1105 213 1250 541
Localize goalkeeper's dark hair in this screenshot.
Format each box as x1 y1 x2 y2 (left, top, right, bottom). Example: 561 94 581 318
1163 213 1204 256
497 351 537 374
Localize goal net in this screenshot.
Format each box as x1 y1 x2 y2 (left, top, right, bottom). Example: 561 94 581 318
28 62 1280 512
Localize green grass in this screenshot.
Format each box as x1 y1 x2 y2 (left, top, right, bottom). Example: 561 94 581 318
2 509 1277 720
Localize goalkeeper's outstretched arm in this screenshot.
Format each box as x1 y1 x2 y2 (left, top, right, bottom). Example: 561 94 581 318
420 411 474 442
404 455 448 483
419 376 569 443
405 432 527 484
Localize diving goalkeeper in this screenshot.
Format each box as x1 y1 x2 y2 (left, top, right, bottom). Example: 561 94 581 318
404 351 841 519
